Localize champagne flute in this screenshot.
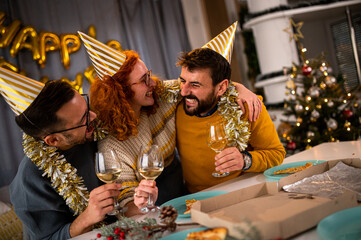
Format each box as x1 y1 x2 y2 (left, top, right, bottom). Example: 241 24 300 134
137 144 164 213
95 149 122 215
207 121 230 177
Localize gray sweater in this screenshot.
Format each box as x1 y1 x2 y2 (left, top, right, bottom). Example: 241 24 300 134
10 141 100 240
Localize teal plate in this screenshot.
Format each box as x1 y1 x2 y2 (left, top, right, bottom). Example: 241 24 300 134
317 206 361 240
263 160 325 180
161 227 237 240
161 191 228 218
160 227 208 240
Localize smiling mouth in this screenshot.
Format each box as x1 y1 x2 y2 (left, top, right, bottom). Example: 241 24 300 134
185 98 197 106
145 91 153 97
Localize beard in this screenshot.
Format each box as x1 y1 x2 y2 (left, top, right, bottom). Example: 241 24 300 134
183 93 218 116
62 121 95 147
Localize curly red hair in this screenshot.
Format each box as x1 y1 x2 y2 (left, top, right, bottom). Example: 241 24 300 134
90 50 161 140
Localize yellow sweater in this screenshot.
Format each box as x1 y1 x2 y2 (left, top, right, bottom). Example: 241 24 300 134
176 98 285 193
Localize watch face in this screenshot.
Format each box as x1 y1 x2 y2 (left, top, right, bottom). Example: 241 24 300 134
243 154 251 170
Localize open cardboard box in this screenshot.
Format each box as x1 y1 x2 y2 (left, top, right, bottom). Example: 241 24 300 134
191 158 360 239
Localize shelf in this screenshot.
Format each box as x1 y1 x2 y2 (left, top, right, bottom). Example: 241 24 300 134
243 0 361 28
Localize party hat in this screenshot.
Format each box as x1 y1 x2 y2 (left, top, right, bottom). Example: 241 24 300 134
0 67 44 115
78 31 126 79
202 21 237 63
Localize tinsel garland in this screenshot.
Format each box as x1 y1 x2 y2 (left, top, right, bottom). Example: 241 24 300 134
161 80 250 151
22 120 107 215
218 84 250 151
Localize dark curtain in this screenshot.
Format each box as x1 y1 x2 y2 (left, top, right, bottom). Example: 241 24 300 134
0 0 190 187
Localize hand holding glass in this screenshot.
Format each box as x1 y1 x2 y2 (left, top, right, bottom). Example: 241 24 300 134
207 121 230 177
95 150 122 215
137 145 164 212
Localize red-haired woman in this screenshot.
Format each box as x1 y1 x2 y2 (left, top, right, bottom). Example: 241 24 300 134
90 50 260 216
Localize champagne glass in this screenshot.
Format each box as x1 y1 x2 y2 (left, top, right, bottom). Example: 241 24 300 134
137 144 164 213
207 121 230 177
95 149 122 215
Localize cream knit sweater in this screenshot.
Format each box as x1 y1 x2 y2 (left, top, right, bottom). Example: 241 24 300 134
98 101 177 207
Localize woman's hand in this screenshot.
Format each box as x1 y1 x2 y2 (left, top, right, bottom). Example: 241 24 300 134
233 82 262 122
133 180 158 209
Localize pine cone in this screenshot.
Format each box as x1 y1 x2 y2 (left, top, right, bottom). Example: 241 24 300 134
159 205 178 232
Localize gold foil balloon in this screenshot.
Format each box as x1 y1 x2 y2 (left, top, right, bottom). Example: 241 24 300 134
0 13 21 48
61 73 83 93
0 57 19 72
10 25 41 61
38 32 60 67
60 34 81 69
40 75 50 84
106 40 122 51
83 65 96 85
88 25 96 38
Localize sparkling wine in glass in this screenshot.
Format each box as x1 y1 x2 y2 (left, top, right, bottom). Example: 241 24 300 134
95 149 122 215
137 144 164 212
207 121 230 177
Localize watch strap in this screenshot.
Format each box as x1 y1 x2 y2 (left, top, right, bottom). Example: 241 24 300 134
241 150 252 170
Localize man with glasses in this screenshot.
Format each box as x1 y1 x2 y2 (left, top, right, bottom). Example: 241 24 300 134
10 80 158 239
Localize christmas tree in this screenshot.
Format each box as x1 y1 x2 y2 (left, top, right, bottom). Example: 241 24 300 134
280 39 361 153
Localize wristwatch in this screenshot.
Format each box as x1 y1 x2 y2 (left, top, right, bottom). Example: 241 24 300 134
242 151 252 170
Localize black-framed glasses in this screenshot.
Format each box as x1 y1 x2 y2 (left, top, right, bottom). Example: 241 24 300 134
45 94 90 137
128 70 152 87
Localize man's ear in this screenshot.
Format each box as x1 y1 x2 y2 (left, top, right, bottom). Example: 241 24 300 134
44 134 61 147
217 79 229 97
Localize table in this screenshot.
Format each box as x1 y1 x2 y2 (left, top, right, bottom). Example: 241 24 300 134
71 140 361 240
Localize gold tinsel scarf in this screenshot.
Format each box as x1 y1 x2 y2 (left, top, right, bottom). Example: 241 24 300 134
22 121 107 215
161 80 250 151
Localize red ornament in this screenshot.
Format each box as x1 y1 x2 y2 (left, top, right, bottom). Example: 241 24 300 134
302 65 312 76
97 233 102 238
107 236 114 240
287 141 296 150
343 109 353 119
114 227 121 235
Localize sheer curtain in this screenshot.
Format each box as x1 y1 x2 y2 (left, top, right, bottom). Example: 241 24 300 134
0 0 190 187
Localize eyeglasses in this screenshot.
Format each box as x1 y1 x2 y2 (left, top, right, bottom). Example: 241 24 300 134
45 94 90 137
128 70 152 87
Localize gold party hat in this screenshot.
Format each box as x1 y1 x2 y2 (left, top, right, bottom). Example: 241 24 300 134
0 67 44 115
78 31 126 79
202 21 237 63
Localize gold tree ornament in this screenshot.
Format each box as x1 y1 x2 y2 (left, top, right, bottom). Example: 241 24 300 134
283 19 304 42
